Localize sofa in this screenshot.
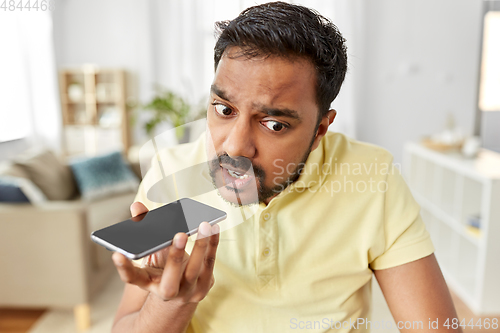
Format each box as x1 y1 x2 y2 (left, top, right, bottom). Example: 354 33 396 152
0 149 142 331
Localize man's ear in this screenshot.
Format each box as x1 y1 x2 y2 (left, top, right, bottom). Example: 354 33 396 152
310 109 337 151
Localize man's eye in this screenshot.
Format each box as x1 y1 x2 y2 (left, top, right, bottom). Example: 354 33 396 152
263 120 286 132
213 104 233 116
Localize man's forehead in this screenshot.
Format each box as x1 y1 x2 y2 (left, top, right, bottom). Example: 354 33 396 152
212 55 317 102
220 47 315 74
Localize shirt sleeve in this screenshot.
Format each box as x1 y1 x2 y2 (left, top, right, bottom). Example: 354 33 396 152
369 165 435 270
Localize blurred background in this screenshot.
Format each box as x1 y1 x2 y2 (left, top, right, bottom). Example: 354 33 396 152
0 0 499 332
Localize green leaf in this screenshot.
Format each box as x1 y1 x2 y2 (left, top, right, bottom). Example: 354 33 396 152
139 87 201 136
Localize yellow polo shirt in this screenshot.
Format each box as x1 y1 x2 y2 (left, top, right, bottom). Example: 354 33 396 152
134 131 434 333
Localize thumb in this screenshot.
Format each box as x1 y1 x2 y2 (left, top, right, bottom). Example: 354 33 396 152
130 201 149 218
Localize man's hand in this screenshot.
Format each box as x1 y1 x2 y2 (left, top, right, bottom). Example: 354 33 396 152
111 201 220 304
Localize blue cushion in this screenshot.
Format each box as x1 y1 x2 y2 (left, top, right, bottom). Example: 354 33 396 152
0 177 30 203
70 151 139 201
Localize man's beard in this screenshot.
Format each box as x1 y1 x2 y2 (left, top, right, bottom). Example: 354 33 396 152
208 142 314 207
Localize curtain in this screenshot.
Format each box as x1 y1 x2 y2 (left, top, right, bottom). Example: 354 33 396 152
0 10 62 154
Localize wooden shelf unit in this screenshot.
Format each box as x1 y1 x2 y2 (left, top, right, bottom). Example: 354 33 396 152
59 65 129 157
404 142 500 315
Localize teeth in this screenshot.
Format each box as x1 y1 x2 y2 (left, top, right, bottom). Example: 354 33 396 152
227 168 249 179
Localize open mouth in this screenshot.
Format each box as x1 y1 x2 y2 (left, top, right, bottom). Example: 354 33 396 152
227 168 249 179
219 164 254 188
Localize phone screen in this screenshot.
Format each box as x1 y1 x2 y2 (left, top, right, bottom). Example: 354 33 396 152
91 198 226 259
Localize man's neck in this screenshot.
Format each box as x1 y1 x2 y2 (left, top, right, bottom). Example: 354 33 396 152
262 193 279 206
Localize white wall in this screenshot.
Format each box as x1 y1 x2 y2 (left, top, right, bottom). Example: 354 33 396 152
356 0 484 163
482 112 500 152
52 0 155 145
52 0 153 98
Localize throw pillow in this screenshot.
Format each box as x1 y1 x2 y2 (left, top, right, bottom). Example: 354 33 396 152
70 151 139 201
0 177 29 202
0 176 47 204
14 149 77 200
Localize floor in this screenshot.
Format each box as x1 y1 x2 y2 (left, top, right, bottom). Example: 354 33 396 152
449 292 500 333
1 280 500 333
0 308 46 333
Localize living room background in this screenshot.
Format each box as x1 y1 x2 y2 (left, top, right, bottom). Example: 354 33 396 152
0 0 497 163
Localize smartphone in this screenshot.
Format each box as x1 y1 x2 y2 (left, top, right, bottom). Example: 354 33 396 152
90 198 226 260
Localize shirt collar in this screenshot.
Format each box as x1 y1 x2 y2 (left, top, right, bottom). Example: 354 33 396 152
286 138 328 190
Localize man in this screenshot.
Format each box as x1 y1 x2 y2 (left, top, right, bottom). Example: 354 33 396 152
111 2 462 332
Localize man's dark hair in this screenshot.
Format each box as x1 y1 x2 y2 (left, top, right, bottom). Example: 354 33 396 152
214 1 348 121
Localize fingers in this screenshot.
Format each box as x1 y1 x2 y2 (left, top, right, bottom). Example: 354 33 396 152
141 247 171 269
112 252 159 288
130 201 148 217
158 232 190 299
183 222 212 284
118 221 221 302
197 224 220 290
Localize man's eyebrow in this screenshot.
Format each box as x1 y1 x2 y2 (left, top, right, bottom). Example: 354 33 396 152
210 84 231 101
258 106 301 121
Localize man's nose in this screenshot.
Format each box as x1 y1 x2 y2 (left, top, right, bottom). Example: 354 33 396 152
223 117 256 159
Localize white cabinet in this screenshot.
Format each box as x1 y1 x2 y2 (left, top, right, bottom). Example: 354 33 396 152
404 143 500 314
59 65 129 157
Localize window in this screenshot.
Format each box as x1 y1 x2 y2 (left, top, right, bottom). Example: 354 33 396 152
478 11 500 112
0 12 32 143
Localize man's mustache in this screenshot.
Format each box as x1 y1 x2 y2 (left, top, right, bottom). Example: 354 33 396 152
214 153 265 179
217 153 252 173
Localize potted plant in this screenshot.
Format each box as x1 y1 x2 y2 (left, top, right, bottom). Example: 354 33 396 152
139 87 206 143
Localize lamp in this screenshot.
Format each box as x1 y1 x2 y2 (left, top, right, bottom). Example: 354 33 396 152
475 0 500 152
